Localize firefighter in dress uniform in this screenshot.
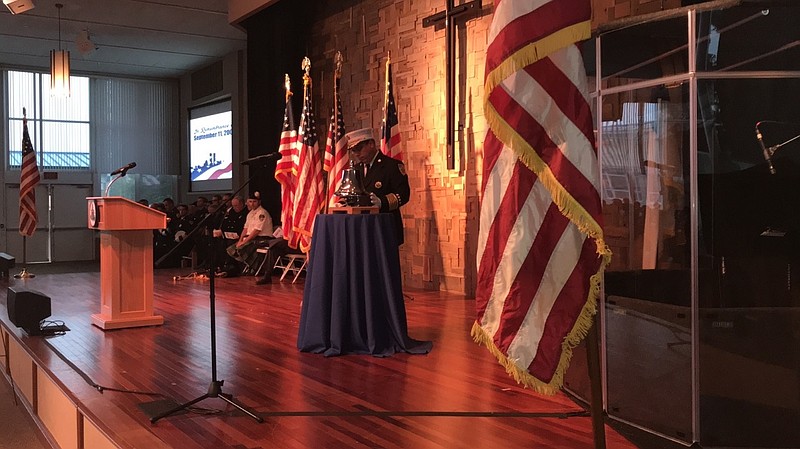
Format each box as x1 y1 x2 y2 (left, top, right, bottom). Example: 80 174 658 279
225 191 273 275
343 127 410 245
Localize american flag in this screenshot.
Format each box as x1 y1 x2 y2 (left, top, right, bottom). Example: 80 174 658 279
323 76 347 208
19 114 40 237
472 0 611 395
275 77 298 245
289 66 325 253
380 56 402 161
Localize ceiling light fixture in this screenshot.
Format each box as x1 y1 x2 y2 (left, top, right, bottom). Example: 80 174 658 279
3 0 35 15
50 3 70 97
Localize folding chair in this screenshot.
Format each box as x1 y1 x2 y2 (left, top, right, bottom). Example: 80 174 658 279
274 254 308 283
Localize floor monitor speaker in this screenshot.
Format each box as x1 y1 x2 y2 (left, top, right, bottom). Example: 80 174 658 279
6 286 51 335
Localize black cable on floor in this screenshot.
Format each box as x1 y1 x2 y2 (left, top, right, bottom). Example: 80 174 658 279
41 335 164 397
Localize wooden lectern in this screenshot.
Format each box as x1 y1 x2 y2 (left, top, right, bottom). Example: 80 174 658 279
87 196 166 330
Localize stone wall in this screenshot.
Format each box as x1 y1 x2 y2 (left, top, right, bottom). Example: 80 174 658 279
297 0 682 295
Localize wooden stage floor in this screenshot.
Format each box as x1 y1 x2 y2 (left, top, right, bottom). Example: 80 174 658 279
0 268 639 449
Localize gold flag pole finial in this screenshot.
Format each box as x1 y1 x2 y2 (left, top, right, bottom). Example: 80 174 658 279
334 51 343 80
284 73 292 102
302 57 311 86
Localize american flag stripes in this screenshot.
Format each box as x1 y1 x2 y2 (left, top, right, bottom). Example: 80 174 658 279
472 0 611 394
323 76 347 209
380 55 402 161
289 62 325 253
19 114 40 237
274 76 298 246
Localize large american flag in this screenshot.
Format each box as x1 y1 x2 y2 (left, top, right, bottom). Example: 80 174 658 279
275 79 298 244
472 0 611 395
290 69 325 253
19 114 40 237
323 76 347 208
380 56 402 161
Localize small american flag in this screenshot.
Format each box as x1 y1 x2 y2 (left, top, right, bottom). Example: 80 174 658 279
473 0 611 395
289 62 325 253
19 112 40 237
275 79 298 246
380 56 402 161
323 76 347 208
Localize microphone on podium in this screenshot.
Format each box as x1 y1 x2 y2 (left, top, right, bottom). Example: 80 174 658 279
110 162 137 176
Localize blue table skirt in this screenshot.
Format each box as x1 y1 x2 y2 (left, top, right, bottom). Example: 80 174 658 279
297 213 432 357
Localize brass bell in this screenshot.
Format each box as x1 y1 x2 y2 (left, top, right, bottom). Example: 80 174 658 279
334 160 370 206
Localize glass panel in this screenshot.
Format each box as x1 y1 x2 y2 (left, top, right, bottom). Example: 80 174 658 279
6 118 35 167
41 121 90 169
600 16 688 84
7 70 91 170
696 78 800 447
99 174 179 206
42 75 90 121
697 6 800 72
602 84 693 443
7 71 36 119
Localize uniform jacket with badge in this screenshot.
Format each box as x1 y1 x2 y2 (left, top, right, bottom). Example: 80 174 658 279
244 205 274 238
219 207 247 243
359 155 410 245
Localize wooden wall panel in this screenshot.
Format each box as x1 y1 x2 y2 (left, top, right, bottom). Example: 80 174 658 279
37 370 80 449
8 337 35 407
303 0 687 295
83 416 118 449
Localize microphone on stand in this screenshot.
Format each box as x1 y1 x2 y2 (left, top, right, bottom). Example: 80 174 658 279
755 125 776 175
110 162 137 176
240 153 281 165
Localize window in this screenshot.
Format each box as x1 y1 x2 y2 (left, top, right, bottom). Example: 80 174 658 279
6 70 91 170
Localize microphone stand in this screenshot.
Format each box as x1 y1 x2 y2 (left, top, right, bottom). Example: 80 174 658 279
150 163 271 424
104 169 130 196
763 132 800 161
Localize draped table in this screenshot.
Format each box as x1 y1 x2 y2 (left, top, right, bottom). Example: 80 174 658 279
297 213 433 357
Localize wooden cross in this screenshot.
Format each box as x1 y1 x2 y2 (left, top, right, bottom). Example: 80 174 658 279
423 0 483 170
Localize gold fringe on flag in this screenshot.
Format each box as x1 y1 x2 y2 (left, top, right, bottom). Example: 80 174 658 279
477 17 612 395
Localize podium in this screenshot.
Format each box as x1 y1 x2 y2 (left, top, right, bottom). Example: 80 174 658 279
87 196 166 330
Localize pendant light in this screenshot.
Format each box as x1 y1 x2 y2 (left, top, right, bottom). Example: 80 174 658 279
50 3 70 97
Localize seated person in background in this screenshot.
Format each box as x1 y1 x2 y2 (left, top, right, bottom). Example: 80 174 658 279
150 202 180 267
255 226 304 285
169 203 187 235
210 194 223 208
188 197 209 223
224 191 273 276
221 193 232 208
162 197 178 224
193 202 221 269
172 203 198 241
214 195 247 274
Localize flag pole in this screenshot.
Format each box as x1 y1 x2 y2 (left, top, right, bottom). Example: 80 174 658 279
14 237 34 279
381 52 391 155
325 52 343 214
15 107 36 279
586 317 607 449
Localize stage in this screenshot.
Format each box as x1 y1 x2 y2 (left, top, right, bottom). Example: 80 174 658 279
0 266 638 449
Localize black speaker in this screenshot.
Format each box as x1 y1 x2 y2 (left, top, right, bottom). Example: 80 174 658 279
0 252 14 278
6 287 51 335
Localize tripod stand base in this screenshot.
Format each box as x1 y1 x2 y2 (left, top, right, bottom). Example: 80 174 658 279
149 380 263 423
13 268 35 279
